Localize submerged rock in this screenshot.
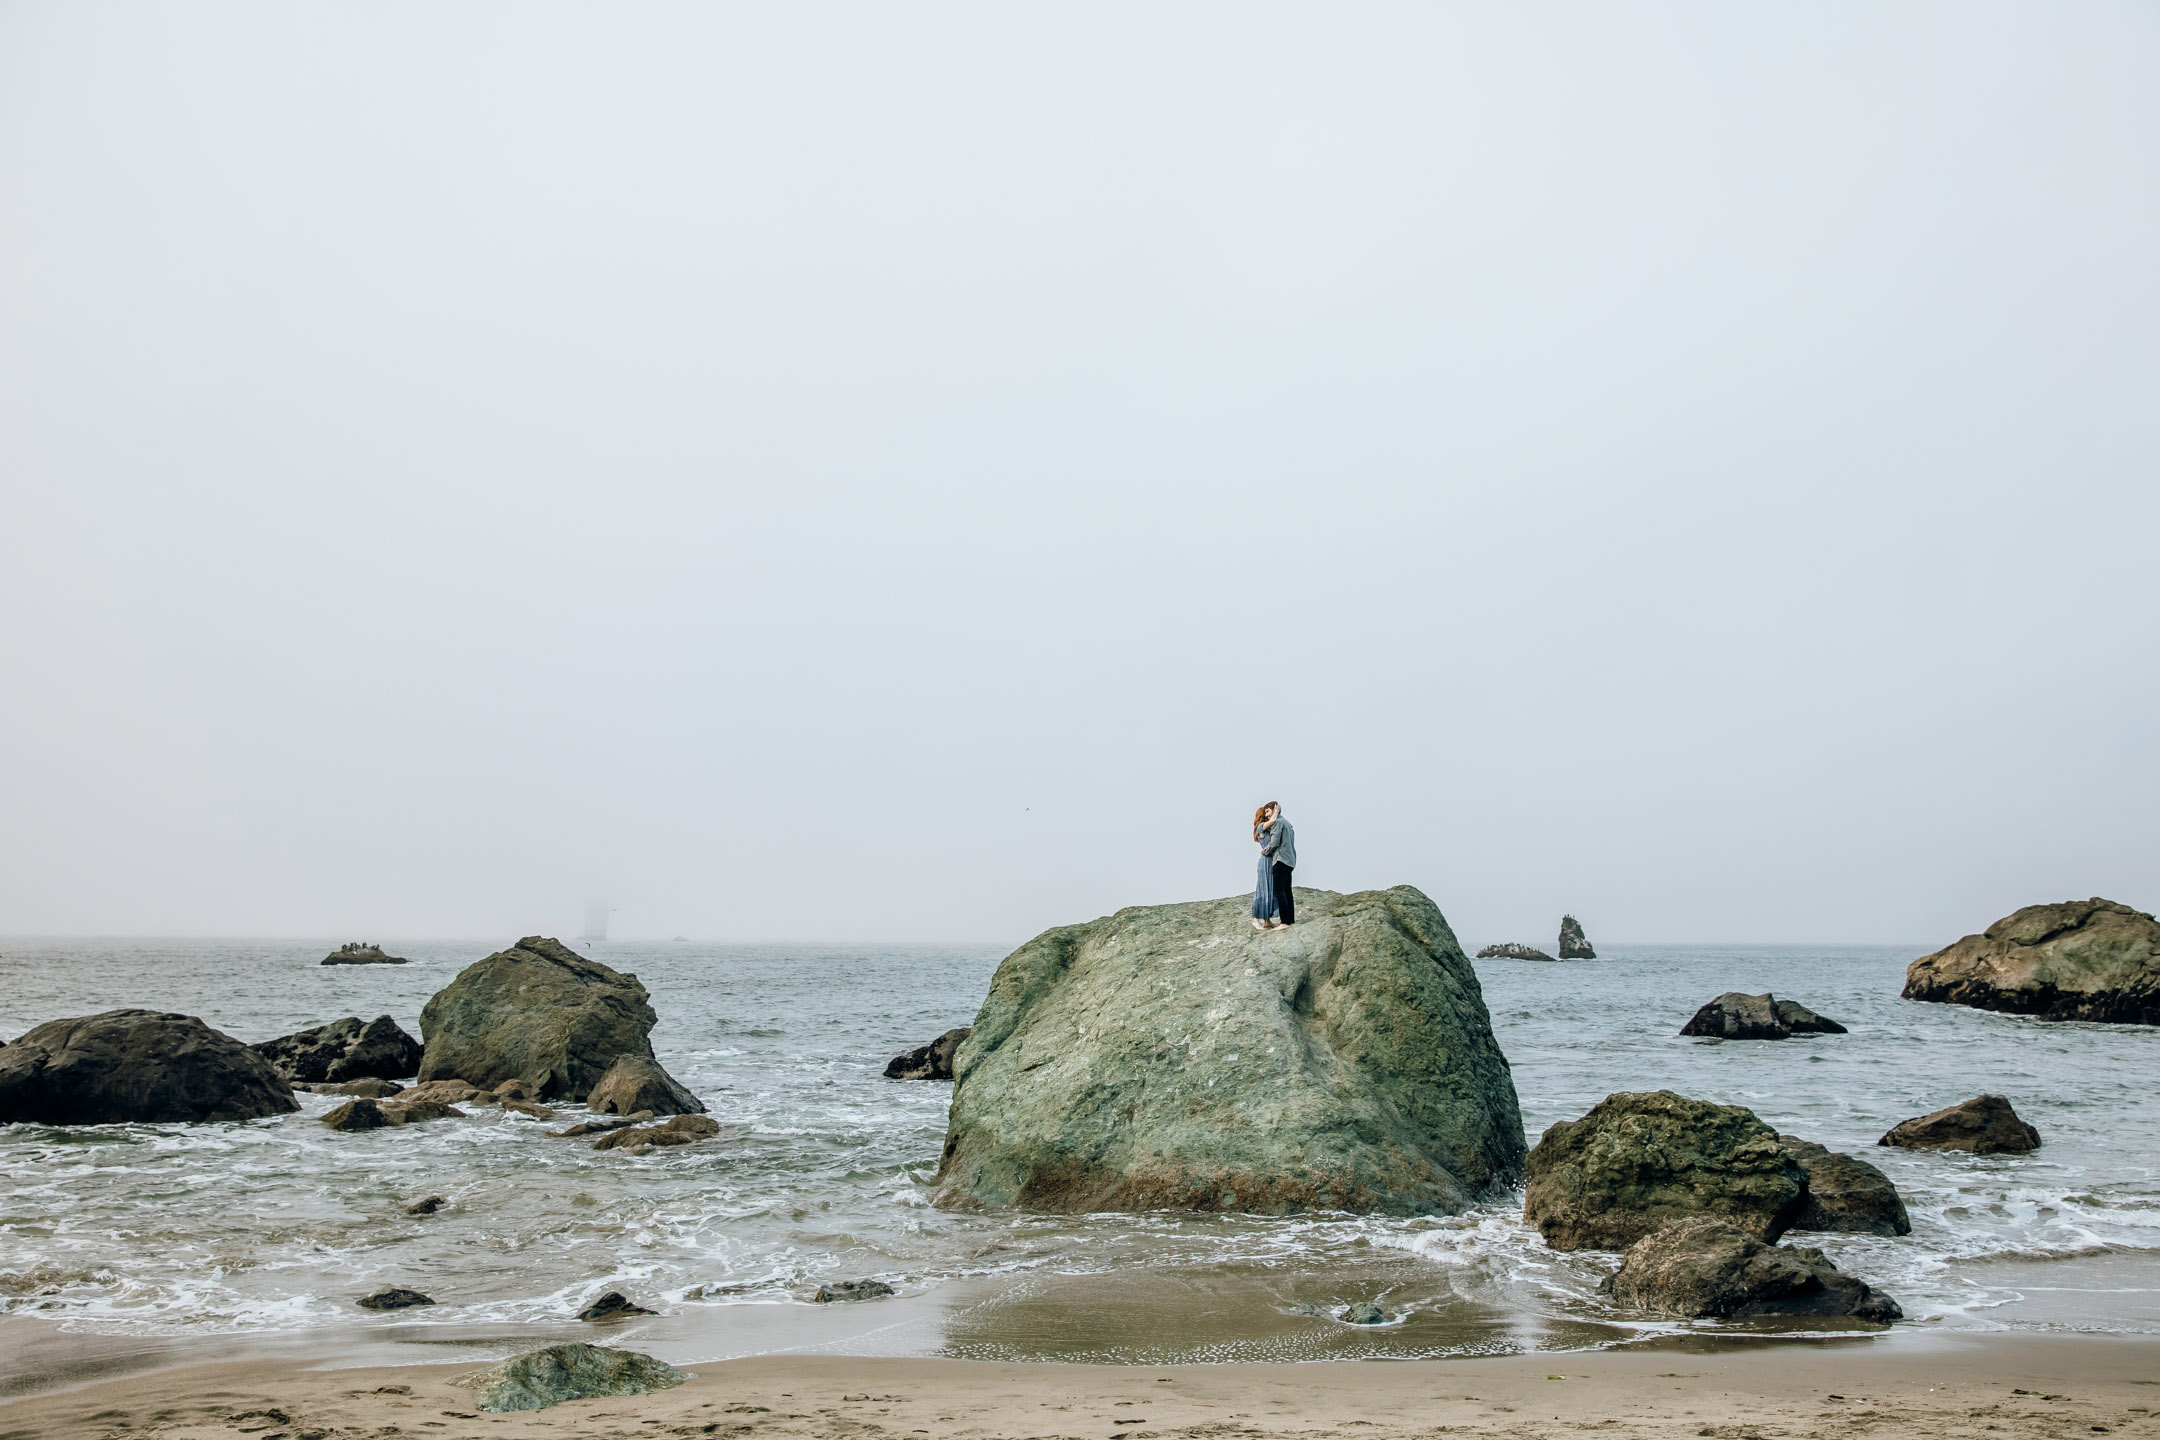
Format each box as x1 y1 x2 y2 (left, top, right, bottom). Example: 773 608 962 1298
1879 1094 2041 1154
322 1096 465 1130
815 1279 894 1302
883 1027 971 1080
253 1015 423 1083
404 1195 446 1216
1475 943 1556 961
1777 1137 1912 1236
302 1077 406 1098
357 1287 435 1310
1602 1217 1901 1322
459 1343 686 1413
417 938 661 1102
1678 993 1848 1040
1903 898 2160 1025
577 1290 655 1320
1523 1090 1806 1250
1557 915 1596 960
586 1054 704 1116
591 1113 721 1153
933 886 1525 1216
323 942 408 966
0 1010 299 1126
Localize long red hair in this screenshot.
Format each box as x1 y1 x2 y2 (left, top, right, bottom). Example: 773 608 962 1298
1252 801 1278 842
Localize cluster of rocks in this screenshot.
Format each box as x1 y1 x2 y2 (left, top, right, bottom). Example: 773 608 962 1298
1477 915 1597 963
1475 942 1556 962
323 942 408 966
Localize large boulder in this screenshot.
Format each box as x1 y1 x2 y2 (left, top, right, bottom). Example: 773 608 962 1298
1903 898 2160 1025
1557 915 1595 959
1679 993 1848 1040
417 938 659 1102
585 1054 704 1116
931 886 1525 1216
0 1010 298 1125
1879 1094 2041 1154
1778 1136 1912 1236
253 1015 422 1083
1523 1090 1806 1250
1603 1217 1902 1322
459 1344 686 1414
884 1027 970 1080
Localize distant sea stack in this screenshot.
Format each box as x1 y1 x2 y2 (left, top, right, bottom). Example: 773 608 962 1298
1557 915 1595 959
323 942 408 966
1476 943 1556 961
933 886 1525 1216
1902 898 2160 1025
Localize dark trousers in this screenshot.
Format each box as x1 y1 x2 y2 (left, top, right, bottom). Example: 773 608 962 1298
1271 862 1295 925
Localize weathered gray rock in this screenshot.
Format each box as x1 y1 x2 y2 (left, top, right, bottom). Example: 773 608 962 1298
933 886 1525 1216
1903 898 2160 1025
0 1010 299 1125
1778 1136 1912 1236
884 1027 971 1080
253 1016 423 1084
322 1096 464 1130
577 1290 655 1320
1342 1301 1390 1325
399 1078 487 1106
459 1344 686 1413
323 942 408 966
1523 1090 1806 1250
357 1287 435 1310
417 938 661 1102
1879 1094 2041 1154
301 1077 406 1098
591 1113 721 1153
1679 993 1848 1040
1558 915 1595 960
1602 1217 1901 1322
815 1279 894 1302
586 1054 704 1116
1476 943 1556 961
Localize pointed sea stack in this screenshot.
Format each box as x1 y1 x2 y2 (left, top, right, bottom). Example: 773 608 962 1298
1557 915 1595 959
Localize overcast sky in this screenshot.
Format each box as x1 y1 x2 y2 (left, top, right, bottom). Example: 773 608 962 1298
2 3 2155 947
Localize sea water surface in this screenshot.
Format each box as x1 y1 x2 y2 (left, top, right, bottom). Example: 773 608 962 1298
1 932 2156 1375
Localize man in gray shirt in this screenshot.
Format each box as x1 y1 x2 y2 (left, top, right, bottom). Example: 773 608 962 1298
1260 805 1296 927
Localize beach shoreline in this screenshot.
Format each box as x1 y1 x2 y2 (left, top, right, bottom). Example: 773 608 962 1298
3 1330 2155 1439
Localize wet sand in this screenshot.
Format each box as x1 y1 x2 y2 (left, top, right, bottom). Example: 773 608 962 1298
3 1332 2156 1440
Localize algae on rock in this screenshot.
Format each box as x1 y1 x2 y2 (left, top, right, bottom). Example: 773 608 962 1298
932 886 1525 1216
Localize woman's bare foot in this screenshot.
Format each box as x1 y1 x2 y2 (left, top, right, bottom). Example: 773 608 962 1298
1251 919 1267 931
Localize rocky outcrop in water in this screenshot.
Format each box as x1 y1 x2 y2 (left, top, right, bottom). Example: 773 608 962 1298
323 942 408 966
417 937 661 1102
1523 1090 1806 1250
591 1113 720 1153
585 1054 704 1116
1679 992 1848 1040
1558 915 1595 959
815 1279 894 1302
357 1287 434 1310
1602 1217 1902 1322
253 1015 423 1083
1475 943 1556 961
1902 898 2160 1025
1777 1136 1912 1236
1879 1094 2040 1154
459 1344 686 1413
883 1027 970 1080
0 1010 299 1125
933 886 1525 1216
322 1095 466 1129
577 1291 654 1320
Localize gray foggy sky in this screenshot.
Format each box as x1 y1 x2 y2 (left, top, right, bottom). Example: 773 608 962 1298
3 3 2155 946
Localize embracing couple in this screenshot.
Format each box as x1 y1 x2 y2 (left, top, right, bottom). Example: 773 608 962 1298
1250 801 1296 931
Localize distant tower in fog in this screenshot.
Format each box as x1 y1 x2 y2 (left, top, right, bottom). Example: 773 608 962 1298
583 900 610 943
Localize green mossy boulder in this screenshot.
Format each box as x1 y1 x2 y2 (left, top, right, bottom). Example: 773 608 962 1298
417 938 659 1102
460 1343 686 1413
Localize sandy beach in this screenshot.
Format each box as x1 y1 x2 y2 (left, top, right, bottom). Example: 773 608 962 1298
4 1334 2156 1440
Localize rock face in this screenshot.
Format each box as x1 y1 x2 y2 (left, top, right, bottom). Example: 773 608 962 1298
932 887 1525 1216
1778 1136 1912 1236
1476 943 1556 961
0 1011 299 1125
253 1015 423 1083
460 1344 686 1414
884 1027 971 1080
417 938 660 1102
1879 1094 2041 1154
1678 993 1848 1040
1602 1217 1902 1322
324 942 408 966
585 1054 704 1116
1558 915 1595 960
1523 1091 1806 1250
1903 898 2160 1025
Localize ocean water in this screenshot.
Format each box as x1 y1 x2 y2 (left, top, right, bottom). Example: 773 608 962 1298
1 929 2156 1371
